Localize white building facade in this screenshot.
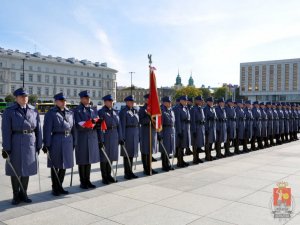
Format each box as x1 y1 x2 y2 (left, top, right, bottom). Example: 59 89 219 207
0 47 117 104
240 58 300 102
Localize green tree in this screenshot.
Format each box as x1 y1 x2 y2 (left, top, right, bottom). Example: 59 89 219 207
28 95 39 104
199 88 211 99
5 94 15 102
175 86 202 99
213 86 230 99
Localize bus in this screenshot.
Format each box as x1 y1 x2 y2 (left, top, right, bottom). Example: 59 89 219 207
36 103 78 113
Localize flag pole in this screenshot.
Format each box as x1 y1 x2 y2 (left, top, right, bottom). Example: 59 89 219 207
148 54 152 176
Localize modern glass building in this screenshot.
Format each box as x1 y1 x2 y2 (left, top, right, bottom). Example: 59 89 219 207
240 58 300 102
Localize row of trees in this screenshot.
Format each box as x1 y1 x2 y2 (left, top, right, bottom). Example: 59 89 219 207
1 94 39 104
174 85 241 100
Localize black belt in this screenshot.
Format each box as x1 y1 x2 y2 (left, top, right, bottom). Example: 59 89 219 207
196 121 205 125
107 126 117 130
126 125 139 128
163 125 174 127
13 129 34 134
53 131 71 136
182 120 191 123
142 124 150 127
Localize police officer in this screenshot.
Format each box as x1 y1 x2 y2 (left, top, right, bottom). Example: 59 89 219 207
265 102 274 146
174 95 191 167
271 103 280 145
159 96 175 171
292 103 299 140
1 88 42 205
251 101 262 150
43 92 76 196
235 100 246 153
73 90 100 189
224 99 236 156
119 95 139 179
276 103 285 144
185 97 194 156
139 94 158 175
244 100 253 151
282 103 290 142
287 103 295 141
215 98 227 158
190 96 205 164
98 94 123 184
203 97 217 161
259 102 268 148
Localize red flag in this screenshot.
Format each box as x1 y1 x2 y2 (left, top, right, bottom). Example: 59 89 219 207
78 118 99 129
101 120 107 131
147 67 162 131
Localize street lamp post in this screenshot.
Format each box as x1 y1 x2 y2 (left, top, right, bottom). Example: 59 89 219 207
129 72 135 95
22 58 25 88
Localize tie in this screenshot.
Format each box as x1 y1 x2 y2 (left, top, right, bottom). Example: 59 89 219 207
22 107 26 115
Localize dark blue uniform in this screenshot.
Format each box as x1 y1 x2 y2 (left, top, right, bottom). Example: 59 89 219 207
2 101 42 204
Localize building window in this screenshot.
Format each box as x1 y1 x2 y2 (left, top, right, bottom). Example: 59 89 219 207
74 78 77 85
98 80 102 87
255 66 259 91
29 74 33 82
67 89 70 96
11 72 16 81
37 66 41 72
37 87 41 95
0 62 2 68
45 75 49 83
107 74 109 78
45 87 49 96
87 72 89 77
60 77 64 84
53 76 57 84
73 89 77 97
269 65 274 91
87 79 90 86
277 64 282 91
98 90 102 97
11 85 15 93
29 66 33 71
92 90 96 97
106 81 110 88
81 72 83 76
11 64 15 69
37 74 41 82
93 80 96 86
248 66 252 91
93 73 95 77
99 73 102 78
28 87 33 94
20 73 24 81
293 63 298 91
262 65 266 91
80 79 84 85
67 77 71 85
285 64 289 91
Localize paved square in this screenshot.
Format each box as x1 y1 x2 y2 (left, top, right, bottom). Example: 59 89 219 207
0 116 300 224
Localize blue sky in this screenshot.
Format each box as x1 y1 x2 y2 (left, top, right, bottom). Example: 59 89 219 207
1 0 300 88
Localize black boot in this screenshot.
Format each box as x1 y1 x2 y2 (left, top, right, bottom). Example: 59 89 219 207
19 176 31 203
124 157 131 180
162 151 170 171
100 162 109 185
264 137 269 148
58 169 68 195
107 162 117 183
11 176 20 205
224 141 233 156
243 139 250 152
79 165 88 189
215 142 224 159
85 164 96 188
185 147 193 156
129 157 138 178
142 154 150 175
192 147 201 164
51 168 61 196
177 148 185 167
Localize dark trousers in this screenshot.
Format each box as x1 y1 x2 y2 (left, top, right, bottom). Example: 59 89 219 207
124 157 134 176
11 176 29 199
78 164 92 185
161 151 171 170
100 161 113 181
51 168 66 191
